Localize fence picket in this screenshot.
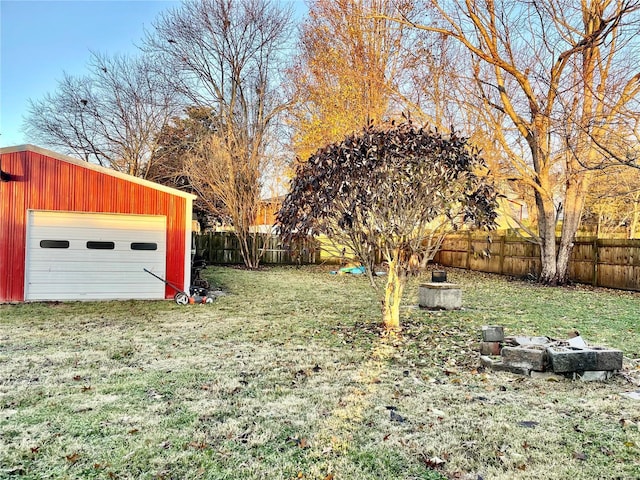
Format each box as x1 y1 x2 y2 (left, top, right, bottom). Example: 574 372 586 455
197 232 640 291
434 234 640 292
195 232 319 266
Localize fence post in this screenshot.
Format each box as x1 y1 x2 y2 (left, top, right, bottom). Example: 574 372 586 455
593 238 599 286
466 231 472 270
499 235 506 275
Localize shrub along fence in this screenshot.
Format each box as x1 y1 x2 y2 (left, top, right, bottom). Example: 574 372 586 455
433 233 640 292
195 232 319 265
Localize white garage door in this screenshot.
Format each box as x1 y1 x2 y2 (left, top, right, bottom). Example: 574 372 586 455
25 211 167 301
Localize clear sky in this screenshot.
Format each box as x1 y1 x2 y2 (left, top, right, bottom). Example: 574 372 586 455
0 0 181 148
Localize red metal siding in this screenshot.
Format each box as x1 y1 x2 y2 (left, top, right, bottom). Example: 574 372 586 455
0 150 188 302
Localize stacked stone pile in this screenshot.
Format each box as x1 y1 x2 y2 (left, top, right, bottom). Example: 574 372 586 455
479 325 623 381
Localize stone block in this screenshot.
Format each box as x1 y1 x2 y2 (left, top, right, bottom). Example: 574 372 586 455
530 371 566 382
547 347 597 373
480 355 499 368
480 341 501 356
568 335 587 349
505 336 550 346
418 283 462 310
501 346 547 371
592 347 623 371
579 371 613 382
480 355 529 375
489 361 530 376
481 325 504 342
547 346 623 373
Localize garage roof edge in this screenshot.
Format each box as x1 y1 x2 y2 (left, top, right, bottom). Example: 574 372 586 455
1 144 197 200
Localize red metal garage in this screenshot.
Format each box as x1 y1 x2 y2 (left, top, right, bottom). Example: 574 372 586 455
0 145 196 302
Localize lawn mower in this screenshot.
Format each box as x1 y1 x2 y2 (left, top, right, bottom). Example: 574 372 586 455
143 268 214 305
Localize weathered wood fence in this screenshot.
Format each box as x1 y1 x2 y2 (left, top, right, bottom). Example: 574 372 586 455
195 232 319 265
434 233 640 292
196 232 640 291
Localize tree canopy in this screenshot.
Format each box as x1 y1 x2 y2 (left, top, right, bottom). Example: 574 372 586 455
277 121 498 329
382 0 640 283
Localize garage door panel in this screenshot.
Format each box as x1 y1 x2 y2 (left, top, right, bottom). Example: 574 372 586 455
28 263 164 275
29 251 162 263
30 264 162 280
26 289 162 301
30 228 166 244
26 211 167 301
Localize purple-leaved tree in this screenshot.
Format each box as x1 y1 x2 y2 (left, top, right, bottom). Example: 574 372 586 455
277 121 498 329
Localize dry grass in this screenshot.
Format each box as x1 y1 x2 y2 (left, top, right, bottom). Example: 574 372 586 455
1 266 639 480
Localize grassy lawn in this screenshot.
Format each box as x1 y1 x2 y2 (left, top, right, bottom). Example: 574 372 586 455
1 266 639 480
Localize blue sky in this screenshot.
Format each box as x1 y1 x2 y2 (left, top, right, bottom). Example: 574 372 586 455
0 0 180 147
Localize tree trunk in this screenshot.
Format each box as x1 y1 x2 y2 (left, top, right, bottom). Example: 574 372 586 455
382 257 405 330
236 229 260 269
536 191 559 284
556 174 589 284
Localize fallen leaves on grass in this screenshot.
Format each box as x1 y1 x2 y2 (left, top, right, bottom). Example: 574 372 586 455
187 441 208 450
287 436 310 449
573 451 588 461
65 452 80 464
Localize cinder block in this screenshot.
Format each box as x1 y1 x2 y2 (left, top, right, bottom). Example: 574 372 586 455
547 347 597 373
418 283 462 310
592 348 623 371
489 361 530 376
547 346 623 373
482 325 504 342
480 355 497 368
501 346 547 371
480 341 501 356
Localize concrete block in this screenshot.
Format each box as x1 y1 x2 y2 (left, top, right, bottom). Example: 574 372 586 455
489 361 530 376
568 336 587 349
481 325 504 342
501 346 547 371
579 371 613 382
480 355 499 368
592 347 623 371
505 336 550 346
547 346 623 373
547 347 596 373
480 356 529 375
418 283 462 310
530 371 566 382
480 341 501 356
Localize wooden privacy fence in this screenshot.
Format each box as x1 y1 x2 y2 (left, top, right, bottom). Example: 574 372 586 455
434 233 640 292
195 232 319 265
197 231 640 291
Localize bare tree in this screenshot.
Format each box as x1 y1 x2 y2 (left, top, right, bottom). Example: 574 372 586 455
145 0 294 268
583 165 640 238
379 0 640 284
25 52 180 176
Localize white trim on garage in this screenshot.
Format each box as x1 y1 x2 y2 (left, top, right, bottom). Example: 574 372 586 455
25 210 167 301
